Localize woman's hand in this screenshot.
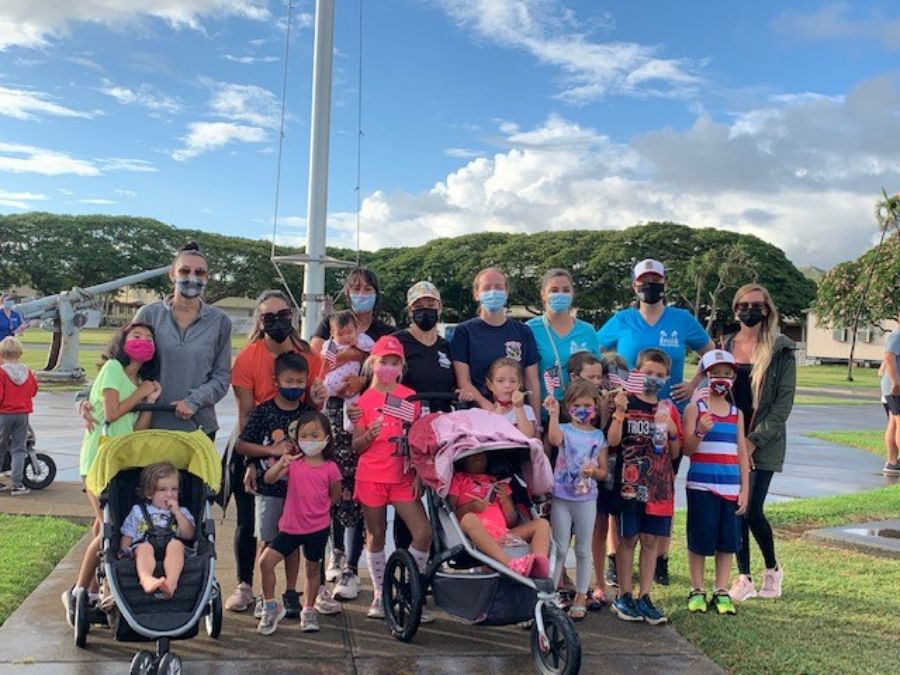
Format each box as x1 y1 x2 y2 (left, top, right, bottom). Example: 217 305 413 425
671 380 695 403
456 384 480 402
309 380 327 408
243 465 258 495
79 400 96 432
172 400 195 420
340 375 365 398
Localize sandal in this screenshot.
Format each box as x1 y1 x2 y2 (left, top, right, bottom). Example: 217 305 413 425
586 589 606 611
568 603 588 621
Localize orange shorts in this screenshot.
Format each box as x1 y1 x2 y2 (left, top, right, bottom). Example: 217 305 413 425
354 478 416 508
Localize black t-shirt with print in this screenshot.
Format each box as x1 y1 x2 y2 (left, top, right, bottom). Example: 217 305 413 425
393 329 456 412
240 399 313 498
613 394 676 511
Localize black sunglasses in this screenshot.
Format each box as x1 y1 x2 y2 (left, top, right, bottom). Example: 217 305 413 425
735 302 766 312
261 309 293 322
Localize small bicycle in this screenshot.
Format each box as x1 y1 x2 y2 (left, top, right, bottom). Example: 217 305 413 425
1 424 57 489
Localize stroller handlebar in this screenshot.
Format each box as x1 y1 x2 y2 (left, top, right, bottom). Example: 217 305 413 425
128 404 202 430
404 392 476 410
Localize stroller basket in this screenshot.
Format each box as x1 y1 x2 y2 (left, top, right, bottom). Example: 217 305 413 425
432 571 537 625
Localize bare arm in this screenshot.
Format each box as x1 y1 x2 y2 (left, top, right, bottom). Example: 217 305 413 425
682 403 702 456
886 353 900 392
172 509 195 541
103 382 154 424
453 361 492 408
233 386 255 433
264 453 294 484
120 535 133 550
606 391 627 447
736 411 750 515
543 396 563 447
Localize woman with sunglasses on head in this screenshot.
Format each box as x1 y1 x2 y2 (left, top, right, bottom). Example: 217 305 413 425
721 284 795 603
227 290 327 616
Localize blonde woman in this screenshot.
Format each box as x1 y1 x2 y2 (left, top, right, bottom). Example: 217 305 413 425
721 284 796 602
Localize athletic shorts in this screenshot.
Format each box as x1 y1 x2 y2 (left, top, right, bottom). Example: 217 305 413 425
269 526 330 562
686 489 741 556
254 495 284 543
354 478 416 508
885 395 900 416
596 486 620 516
619 500 672 538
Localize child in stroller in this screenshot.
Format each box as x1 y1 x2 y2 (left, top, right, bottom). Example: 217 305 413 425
121 462 196 598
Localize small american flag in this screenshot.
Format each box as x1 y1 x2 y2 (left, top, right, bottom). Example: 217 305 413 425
609 370 646 394
322 340 338 366
543 366 561 394
381 394 417 423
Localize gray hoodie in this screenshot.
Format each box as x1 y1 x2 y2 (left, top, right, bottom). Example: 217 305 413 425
1 363 30 385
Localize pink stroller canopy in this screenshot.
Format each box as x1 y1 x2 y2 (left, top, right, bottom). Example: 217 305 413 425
408 408 553 497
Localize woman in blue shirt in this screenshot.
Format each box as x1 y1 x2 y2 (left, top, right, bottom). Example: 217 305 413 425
526 268 600 402
0 293 25 341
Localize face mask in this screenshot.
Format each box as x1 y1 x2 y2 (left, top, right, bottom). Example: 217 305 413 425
642 374 668 395
175 275 206 299
568 405 595 424
709 377 733 396
547 293 573 313
479 289 507 313
298 439 328 457
350 293 376 313
737 308 764 328
124 338 155 362
411 307 439 332
375 363 402 383
637 282 665 304
2 299 13 310
279 387 305 402
263 316 293 344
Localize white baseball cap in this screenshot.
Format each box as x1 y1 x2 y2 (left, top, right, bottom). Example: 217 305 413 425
633 259 666 281
700 349 736 372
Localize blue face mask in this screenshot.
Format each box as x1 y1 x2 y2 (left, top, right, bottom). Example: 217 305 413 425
642 375 669 395
350 293 376 313
279 387 305 402
479 289 507 313
547 292 573 313
2 299 13 310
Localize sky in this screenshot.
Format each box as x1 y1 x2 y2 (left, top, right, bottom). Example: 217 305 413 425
1 0 899 269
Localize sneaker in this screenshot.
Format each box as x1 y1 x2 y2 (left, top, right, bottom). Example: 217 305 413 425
10 485 30 496
711 590 736 615
508 554 535 577
654 555 670 586
325 550 346 583
758 566 784 599
332 570 360 600
367 595 385 619
530 555 551 580
253 595 265 619
882 462 900 475
636 594 667 625
257 601 286 635
314 587 342 615
300 607 320 632
729 575 757 602
283 589 301 619
605 555 618 587
687 590 708 614
225 582 254 612
611 592 643 622
61 587 80 628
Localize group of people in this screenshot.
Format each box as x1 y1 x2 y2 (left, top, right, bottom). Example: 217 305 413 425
9 241 799 638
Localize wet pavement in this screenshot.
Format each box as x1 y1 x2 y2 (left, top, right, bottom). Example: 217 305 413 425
806 519 900 559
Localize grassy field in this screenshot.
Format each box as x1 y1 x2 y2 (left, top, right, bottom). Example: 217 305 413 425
806 429 886 458
795 364 880 390
0 515 87 627
793 395 872 406
19 327 246 351
653 485 900 674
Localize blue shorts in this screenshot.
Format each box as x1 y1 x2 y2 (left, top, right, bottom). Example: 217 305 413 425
619 501 672 538
686 489 741 556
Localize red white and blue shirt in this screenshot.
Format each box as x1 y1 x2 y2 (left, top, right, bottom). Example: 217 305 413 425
686 402 740 501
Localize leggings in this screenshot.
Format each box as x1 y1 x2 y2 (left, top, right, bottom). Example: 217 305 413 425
231 460 257 586
550 497 597 595
737 469 777 575
332 519 366 573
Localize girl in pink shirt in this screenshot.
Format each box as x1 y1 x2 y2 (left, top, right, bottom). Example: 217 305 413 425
351 335 433 620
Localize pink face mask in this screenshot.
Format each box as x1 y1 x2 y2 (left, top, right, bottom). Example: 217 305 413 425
124 338 155 362
375 363 402 383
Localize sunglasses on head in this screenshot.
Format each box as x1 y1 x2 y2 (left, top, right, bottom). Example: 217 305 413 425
261 309 293 322
735 302 766 311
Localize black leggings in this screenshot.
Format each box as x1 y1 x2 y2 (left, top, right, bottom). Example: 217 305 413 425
737 469 778 575
331 520 365 573
231 462 257 586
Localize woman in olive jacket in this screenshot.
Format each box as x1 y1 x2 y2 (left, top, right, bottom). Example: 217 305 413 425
721 284 796 603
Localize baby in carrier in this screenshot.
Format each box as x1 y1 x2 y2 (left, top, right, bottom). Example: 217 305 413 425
120 462 196 598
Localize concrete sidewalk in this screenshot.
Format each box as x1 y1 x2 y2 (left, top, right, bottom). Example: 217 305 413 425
0 483 719 674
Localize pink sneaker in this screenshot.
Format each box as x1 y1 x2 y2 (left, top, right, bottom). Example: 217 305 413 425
530 555 550 579
508 554 535 577
758 566 783 599
728 574 757 602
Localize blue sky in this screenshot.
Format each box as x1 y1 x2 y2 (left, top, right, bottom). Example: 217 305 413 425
1 1 899 267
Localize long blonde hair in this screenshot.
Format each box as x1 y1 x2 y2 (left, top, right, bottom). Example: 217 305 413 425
733 283 780 406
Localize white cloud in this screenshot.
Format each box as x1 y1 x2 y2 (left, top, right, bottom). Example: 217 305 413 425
434 0 701 101
0 1 271 50
99 78 181 114
209 82 280 128
223 54 279 65
0 188 48 209
79 198 116 205
171 121 267 161
65 55 103 70
772 3 900 51
0 141 100 175
0 84 94 121
445 147 484 159
115 188 137 197
97 157 158 173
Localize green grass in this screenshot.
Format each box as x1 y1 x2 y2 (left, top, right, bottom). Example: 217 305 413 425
0 515 87 627
20 327 246 351
652 486 900 674
794 395 873 406
806 429 886 458
796 364 880 390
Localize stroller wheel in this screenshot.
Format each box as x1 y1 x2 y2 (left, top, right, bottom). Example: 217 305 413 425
530 603 581 675
74 587 90 648
157 652 182 675
129 650 154 675
206 582 223 638
383 549 423 642
23 453 56 490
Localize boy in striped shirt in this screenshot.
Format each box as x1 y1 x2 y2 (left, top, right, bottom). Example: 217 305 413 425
682 350 750 615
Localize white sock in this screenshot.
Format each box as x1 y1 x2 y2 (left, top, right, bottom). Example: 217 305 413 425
73 585 85 594
409 547 429 575
366 549 386 597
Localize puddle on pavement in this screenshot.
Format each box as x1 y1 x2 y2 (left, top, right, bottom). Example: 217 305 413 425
843 528 900 540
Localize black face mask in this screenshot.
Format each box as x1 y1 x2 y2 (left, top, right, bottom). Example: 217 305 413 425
411 307 439 332
263 317 293 343
638 282 665 305
738 308 765 328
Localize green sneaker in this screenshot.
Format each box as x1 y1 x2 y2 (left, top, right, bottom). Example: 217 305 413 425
712 591 736 615
687 590 708 613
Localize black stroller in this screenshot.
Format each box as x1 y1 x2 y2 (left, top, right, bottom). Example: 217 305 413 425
382 395 582 675
82 405 223 675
